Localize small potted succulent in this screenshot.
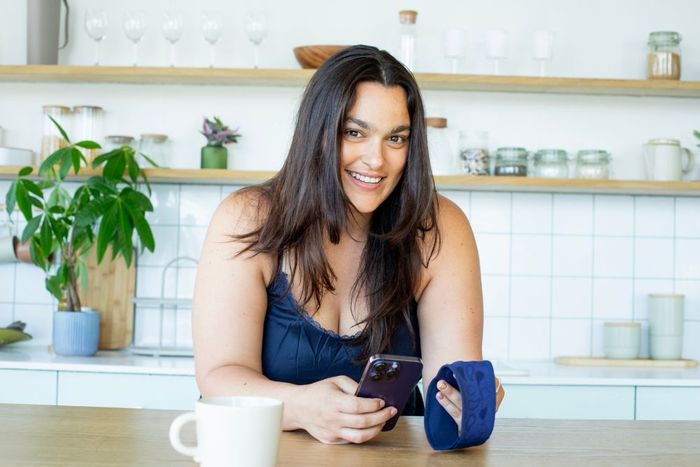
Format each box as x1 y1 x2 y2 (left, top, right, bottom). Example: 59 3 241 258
199 116 241 169
4 118 156 356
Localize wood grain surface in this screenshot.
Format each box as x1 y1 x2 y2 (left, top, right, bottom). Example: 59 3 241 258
555 356 699 368
2 404 699 466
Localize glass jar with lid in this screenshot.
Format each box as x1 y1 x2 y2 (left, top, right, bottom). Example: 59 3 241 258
139 133 169 168
575 149 611 179
647 31 681 80
102 135 135 154
458 130 489 176
40 105 72 161
533 149 568 178
73 105 104 163
426 117 456 175
494 147 528 176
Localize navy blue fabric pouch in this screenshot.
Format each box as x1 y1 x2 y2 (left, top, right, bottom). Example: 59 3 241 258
424 360 496 450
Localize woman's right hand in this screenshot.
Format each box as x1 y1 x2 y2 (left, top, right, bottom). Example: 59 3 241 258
294 375 397 444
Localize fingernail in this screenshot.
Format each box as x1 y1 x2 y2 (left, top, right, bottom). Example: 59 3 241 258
390 407 398 416
436 392 444 400
437 381 446 390
379 400 385 408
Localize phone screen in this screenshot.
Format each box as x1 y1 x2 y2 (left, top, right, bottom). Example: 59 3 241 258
355 354 423 431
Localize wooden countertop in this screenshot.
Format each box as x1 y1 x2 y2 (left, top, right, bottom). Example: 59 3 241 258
2 404 699 466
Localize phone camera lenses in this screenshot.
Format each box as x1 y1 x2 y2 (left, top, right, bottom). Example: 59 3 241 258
372 361 387 372
369 370 382 381
385 369 397 381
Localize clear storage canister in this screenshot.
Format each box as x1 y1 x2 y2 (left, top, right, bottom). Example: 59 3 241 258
647 31 681 80
458 130 489 176
139 133 169 167
494 147 528 176
73 105 103 163
41 105 71 161
102 135 135 154
575 149 611 179
533 149 568 178
426 117 455 175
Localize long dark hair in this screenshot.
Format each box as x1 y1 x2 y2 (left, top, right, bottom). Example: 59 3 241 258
236 44 440 361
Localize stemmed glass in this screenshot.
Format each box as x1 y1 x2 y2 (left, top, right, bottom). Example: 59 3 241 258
533 30 554 77
123 10 146 67
486 29 508 75
444 28 465 74
161 11 184 67
201 11 224 68
85 9 108 66
246 12 268 68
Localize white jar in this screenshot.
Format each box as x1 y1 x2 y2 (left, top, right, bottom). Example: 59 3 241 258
426 117 455 176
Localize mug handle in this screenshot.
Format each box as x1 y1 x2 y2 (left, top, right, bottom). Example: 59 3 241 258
169 412 198 458
681 147 695 175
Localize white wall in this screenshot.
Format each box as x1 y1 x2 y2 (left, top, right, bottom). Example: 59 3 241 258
0 0 699 361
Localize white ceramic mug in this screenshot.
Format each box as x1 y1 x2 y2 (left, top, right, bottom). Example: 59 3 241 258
169 396 283 467
648 293 684 360
0 236 18 263
643 139 695 181
603 322 641 360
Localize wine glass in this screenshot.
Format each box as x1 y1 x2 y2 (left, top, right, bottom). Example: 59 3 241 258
85 9 108 66
123 10 146 67
486 29 508 75
201 11 224 68
246 12 268 68
533 30 554 77
161 11 184 67
444 28 465 74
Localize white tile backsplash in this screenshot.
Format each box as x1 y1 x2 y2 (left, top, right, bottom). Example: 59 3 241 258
511 235 551 276
675 239 700 279
481 275 510 317
510 276 551 318
138 226 179 266
0 303 13 325
634 197 675 237
552 236 593 277
0 264 16 302
550 319 592 357
509 318 550 359
551 277 592 319
136 266 178 299
178 226 208 262
594 195 634 236
146 184 181 225
14 303 53 345
552 194 593 235
176 268 197 300
483 316 509 360
634 238 675 279
470 192 511 233
13 264 53 304
512 193 552 234
593 278 634 320
682 321 700 361
675 198 700 237
474 233 511 275
443 191 471 219
179 185 222 226
594 236 634 278
674 280 700 321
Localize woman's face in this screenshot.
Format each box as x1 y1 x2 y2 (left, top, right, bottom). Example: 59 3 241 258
339 81 410 219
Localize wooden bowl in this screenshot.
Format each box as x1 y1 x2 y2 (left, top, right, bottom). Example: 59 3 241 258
293 45 348 69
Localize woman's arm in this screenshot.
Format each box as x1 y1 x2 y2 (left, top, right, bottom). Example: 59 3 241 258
417 195 504 416
193 191 394 443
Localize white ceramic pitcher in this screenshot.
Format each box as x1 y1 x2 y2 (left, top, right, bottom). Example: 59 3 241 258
644 139 695 181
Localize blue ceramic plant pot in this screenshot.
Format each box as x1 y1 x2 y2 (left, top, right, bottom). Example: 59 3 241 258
52 309 100 356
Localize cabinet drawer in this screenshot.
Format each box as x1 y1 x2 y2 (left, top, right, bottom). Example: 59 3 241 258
0 369 57 405
636 387 700 421
58 372 198 410
498 384 635 420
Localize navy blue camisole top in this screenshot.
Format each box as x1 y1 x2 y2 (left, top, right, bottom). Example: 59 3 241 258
261 269 424 414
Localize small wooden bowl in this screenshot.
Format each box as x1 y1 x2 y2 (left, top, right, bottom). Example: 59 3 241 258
293 45 348 69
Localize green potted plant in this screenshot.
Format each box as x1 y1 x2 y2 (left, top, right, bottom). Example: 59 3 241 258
199 116 241 169
4 118 156 356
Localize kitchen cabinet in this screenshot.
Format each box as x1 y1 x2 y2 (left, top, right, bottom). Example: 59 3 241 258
0 369 57 405
498 384 636 420
57 371 198 410
636 387 700 420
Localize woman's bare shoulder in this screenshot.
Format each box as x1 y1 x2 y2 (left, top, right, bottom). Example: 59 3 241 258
212 186 271 237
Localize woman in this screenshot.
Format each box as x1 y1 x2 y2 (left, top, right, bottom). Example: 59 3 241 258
193 45 504 445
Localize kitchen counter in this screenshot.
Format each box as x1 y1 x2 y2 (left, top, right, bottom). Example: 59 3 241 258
2 404 699 467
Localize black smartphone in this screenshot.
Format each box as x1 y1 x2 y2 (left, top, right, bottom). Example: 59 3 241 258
355 354 423 431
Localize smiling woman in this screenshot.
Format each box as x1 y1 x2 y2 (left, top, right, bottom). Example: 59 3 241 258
192 44 503 448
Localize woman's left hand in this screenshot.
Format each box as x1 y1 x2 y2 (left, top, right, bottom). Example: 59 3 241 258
435 376 505 427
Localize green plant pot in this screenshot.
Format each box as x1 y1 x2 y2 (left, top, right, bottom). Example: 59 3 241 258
201 145 228 169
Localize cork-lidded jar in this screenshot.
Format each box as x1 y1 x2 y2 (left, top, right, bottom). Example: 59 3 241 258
647 31 681 80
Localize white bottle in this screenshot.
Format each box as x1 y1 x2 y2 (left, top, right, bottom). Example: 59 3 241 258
399 10 417 71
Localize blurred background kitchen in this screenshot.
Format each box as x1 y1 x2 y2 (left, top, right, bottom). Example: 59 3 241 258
0 0 698 418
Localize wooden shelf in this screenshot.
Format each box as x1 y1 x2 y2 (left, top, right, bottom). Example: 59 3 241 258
1 65 700 98
1 166 698 196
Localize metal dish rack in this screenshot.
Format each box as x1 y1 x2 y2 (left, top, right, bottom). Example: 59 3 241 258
131 256 196 357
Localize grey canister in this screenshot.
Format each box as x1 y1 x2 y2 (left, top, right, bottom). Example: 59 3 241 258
27 0 69 65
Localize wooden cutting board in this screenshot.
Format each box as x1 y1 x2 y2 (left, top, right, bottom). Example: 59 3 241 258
555 356 698 368
78 246 135 350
